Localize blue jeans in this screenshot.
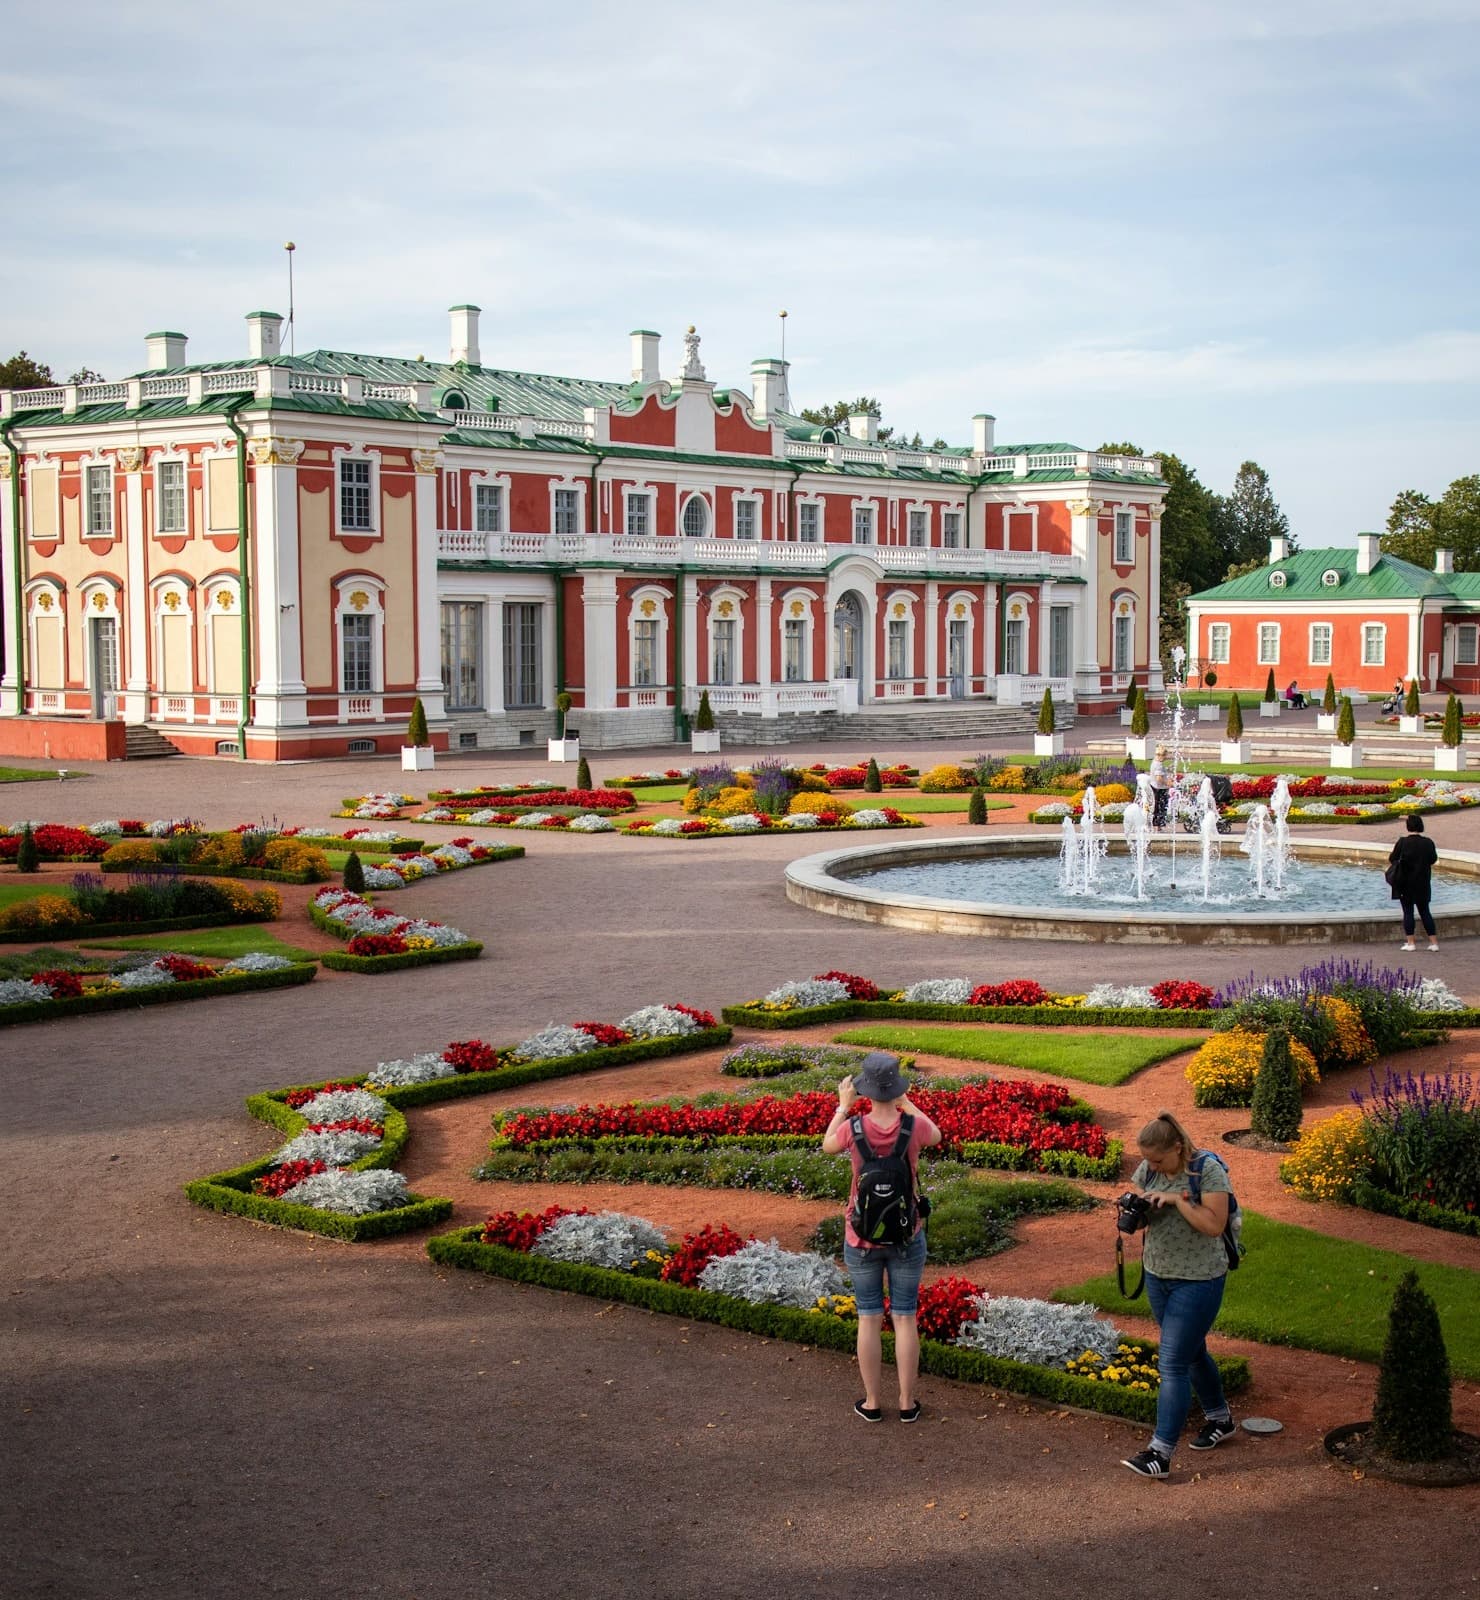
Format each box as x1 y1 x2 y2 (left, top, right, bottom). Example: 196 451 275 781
1146 1271 1228 1453
844 1231 927 1315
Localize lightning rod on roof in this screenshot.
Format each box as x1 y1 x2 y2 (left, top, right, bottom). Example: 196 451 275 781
284 242 296 356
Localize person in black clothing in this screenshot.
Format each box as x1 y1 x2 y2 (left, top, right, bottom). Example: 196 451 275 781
1389 813 1439 952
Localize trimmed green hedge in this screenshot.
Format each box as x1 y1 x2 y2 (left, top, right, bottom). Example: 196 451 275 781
1350 1179 1480 1238
100 860 328 884
320 942 484 973
0 961 316 1026
0 909 276 945
426 1228 1249 1423
724 999 1218 1030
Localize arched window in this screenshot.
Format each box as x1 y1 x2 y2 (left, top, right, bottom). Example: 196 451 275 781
441 390 468 411
681 495 709 538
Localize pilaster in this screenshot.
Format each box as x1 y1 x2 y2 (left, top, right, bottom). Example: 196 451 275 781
118 448 149 722
0 453 19 704
924 581 940 697
247 437 308 727
412 449 446 716
581 569 619 710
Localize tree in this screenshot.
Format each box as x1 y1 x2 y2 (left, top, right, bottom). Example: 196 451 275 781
1405 679 1421 717
1037 685 1056 736
1323 673 1337 715
1221 461 1292 569
864 757 882 793
1130 687 1149 737
1226 693 1244 740
1337 696 1356 746
1442 694 1463 748
1371 1270 1453 1462
342 851 366 893
693 691 715 732
0 352 55 389
405 698 429 748
968 787 988 825
1250 1026 1303 1142
16 824 39 873
1123 676 1140 710
1264 668 1277 704
68 367 106 385
800 397 894 442
576 755 592 791
1382 476 1480 571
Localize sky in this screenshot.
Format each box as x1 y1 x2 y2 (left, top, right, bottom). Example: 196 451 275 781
3 0 1478 546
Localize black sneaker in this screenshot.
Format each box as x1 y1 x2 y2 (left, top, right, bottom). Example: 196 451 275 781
1188 1417 1237 1451
899 1402 922 1424
1121 1447 1171 1478
853 1399 882 1423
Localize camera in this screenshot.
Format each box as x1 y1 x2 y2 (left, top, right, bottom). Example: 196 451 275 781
1116 1191 1152 1233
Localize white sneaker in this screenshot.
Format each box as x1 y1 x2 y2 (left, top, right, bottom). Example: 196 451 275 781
1427 945 1440 953
1400 943 1416 952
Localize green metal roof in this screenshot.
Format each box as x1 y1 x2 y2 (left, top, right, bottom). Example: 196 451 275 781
1190 547 1459 603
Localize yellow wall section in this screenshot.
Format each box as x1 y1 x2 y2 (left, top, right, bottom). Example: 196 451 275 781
207 459 238 531
211 615 242 694
28 468 57 540
382 490 415 684
33 614 63 687
62 489 80 542
160 613 192 693
298 483 333 688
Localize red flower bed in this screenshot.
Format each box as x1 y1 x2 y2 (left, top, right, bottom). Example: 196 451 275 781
1148 979 1217 1011
443 1038 502 1074
305 1118 384 1138
285 1082 359 1109
459 788 637 812
970 979 1048 1008
1228 775 1391 801
253 1159 327 1198
0 823 110 861
34 969 84 999
660 1223 747 1286
480 1203 589 1251
680 819 711 834
496 1081 1105 1162
825 766 912 789
915 1276 984 1343
668 1002 717 1029
815 970 882 1001
574 1021 633 1048
346 932 410 956
157 954 218 982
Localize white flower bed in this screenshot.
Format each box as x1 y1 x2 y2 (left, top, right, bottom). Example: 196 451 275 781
277 1169 410 1215
1085 983 1156 1009
360 865 407 890
955 1297 1121 1367
312 889 472 947
111 963 177 991
850 809 893 828
463 808 501 825
364 1051 453 1088
513 812 555 828
274 1128 383 1167
88 820 123 836
1411 978 1466 1013
421 807 457 822
220 953 297 974
699 1240 847 1308
781 813 820 830
297 1088 390 1124
531 1211 668 1270
900 978 972 1005
721 813 763 832
0 977 47 1006
567 814 615 833
513 1023 598 1061
1033 802 1071 820
648 818 686 836
762 978 851 1009
619 1004 702 1038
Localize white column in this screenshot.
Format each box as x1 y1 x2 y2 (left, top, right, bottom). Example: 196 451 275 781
412 451 446 716
249 440 309 727
755 578 773 692
984 586 999 686
485 597 505 716
581 569 619 710
120 453 149 721
1037 581 1054 675
0 455 19 705
541 597 558 714
681 574 698 713
924 581 939 697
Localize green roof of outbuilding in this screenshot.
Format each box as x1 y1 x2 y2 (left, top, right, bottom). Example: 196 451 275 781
1190 548 1458 603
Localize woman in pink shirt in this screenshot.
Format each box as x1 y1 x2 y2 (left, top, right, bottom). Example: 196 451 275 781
822 1051 942 1423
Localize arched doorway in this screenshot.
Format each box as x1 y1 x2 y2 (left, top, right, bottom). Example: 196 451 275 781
833 592 865 711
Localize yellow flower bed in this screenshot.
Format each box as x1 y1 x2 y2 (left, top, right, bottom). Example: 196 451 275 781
1185 1028 1319 1107
193 833 246 868
1072 782 1133 806
987 765 1028 792
810 1293 859 1319
0 893 86 934
789 792 854 817
1279 1108 1370 1202
100 839 163 868
919 763 975 793
1310 994 1376 1069
214 881 283 919
1064 1343 1159 1391
795 772 831 793
262 839 331 879
703 786 759 818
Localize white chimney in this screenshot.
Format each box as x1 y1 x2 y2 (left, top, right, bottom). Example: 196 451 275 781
631 329 660 386
1356 532 1381 575
847 411 879 443
972 413 996 454
749 357 791 417
145 331 187 370
1268 533 1288 564
450 304 482 366
1435 547 1454 575
245 311 284 360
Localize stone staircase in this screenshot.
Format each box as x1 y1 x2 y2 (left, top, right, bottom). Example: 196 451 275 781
711 701 1063 748
124 724 182 759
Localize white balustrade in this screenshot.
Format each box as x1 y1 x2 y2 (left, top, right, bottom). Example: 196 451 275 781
203 370 256 395
140 377 189 399
784 440 830 460
212 697 241 722
11 387 68 410
37 691 61 712
342 695 379 720
363 382 418 401
288 373 341 394
78 383 128 404
996 674 1074 706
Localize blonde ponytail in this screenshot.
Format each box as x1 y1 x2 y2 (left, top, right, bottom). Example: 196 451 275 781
1138 1109 1196 1168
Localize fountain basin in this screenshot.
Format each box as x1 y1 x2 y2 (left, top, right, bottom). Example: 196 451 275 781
785 834 1480 945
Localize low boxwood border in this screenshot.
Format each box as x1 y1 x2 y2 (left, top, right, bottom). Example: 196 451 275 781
0 961 316 1026
722 1000 1218 1030
625 820 926 842
1350 1179 1480 1238
426 1228 1249 1423
100 859 329 884
1 909 276 945
320 942 484 973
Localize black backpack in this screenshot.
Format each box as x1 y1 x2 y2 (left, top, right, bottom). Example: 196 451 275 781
849 1113 919 1246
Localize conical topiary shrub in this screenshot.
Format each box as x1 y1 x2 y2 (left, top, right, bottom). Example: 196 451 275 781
343 851 366 893
1038 686 1056 736
1442 693 1463 748
1405 679 1421 717
693 691 715 733
1264 668 1277 704
406 698 429 748
1226 692 1244 740
1123 677 1139 711
1337 695 1356 746
1250 1026 1303 1142
1371 1270 1453 1462
1322 672 1337 714
968 787 987 826
864 757 882 793
576 755 592 791
16 823 39 874
1130 687 1149 738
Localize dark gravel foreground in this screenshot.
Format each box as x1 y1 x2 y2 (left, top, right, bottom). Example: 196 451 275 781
4 739 1479 1599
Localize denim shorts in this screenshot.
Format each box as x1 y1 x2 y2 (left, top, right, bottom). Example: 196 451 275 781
843 1231 927 1316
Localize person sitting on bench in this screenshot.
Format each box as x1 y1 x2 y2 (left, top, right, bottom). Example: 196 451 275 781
1284 681 1307 709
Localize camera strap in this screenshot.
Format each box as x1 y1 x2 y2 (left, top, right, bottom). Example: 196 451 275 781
1116 1231 1145 1300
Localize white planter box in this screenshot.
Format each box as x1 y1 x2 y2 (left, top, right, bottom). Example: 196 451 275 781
1034 732 1064 757
1196 705 1220 722
1434 746 1465 772
1399 716 1424 735
1258 701 1281 718
1125 735 1150 760
400 745 435 772
1330 743 1363 769
1316 713 1336 733
690 730 722 755
1119 708 1135 726
547 737 581 762
1220 739 1250 764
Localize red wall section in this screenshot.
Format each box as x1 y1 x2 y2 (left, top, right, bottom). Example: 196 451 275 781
0 718 128 761
1198 610 1417 692
1037 501 1071 556
607 394 676 447
713 403 771 456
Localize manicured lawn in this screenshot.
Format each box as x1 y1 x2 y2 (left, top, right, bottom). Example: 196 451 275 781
0 766 62 782
1056 1211 1480 1380
832 1025 1205 1087
82 928 319 962
0 945 113 979
631 783 689 803
0 882 72 910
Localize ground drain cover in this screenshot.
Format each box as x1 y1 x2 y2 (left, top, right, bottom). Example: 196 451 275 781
1241 1417 1283 1434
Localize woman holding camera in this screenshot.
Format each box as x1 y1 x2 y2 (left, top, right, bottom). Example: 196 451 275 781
1120 1110 1236 1478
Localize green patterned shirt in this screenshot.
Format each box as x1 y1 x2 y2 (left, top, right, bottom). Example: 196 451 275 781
1132 1154 1231 1281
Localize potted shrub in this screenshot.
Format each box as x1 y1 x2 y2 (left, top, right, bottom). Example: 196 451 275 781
1317 672 1338 733
401 697 435 772
1259 666 1281 718
1221 691 1249 764
1125 686 1150 760
1197 668 1220 721
1331 694 1362 768
1119 677 1138 727
548 691 579 762
1034 685 1063 757
691 690 721 755
1435 693 1466 773
1400 678 1424 736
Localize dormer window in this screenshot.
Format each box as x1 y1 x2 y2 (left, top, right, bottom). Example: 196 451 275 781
1269 570 1287 589
442 390 468 412
1321 569 1341 588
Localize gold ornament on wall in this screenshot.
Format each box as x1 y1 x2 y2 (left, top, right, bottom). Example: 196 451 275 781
1118 600 1131 616
92 592 108 612
349 590 370 612
163 591 181 611
892 602 906 618
1010 602 1023 619
412 449 442 475
37 591 54 611
717 600 734 617
953 602 966 618
215 589 234 610
116 446 144 474
790 600 805 617
640 598 657 617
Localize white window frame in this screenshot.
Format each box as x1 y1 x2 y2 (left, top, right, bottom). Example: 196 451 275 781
473 481 505 534
942 509 962 549
943 592 976 688
907 507 927 547
626 586 669 689
706 588 746 685
1113 508 1133 565
1258 622 1281 665
550 481 584 537
25 459 61 543
797 500 822 543
155 457 187 535
782 617 809 682
623 486 654 538
1207 622 1230 664
334 452 377 536
733 495 760 541
151 577 197 702
86 463 114 537
680 493 710 538
25 579 68 691
851 503 876 545
203 576 243 697
1458 624 1479 668
334 578 386 695
1362 622 1386 667
1309 622 1332 667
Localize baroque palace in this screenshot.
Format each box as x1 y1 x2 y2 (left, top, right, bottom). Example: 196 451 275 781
0 304 1169 760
